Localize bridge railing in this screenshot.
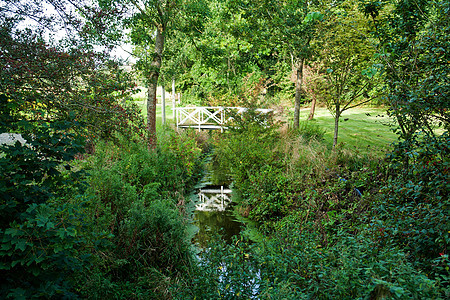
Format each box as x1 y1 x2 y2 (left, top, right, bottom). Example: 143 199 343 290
175 106 272 132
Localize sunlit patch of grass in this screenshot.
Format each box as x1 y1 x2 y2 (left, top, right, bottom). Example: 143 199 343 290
131 96 177 128
303 107 398 157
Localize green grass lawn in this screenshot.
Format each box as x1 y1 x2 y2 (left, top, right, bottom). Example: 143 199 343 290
301 106 398 157
132 98 177 128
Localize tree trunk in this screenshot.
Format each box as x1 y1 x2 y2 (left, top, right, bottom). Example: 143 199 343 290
172 77 176 120
147 26 165 146
308 96 316 120
293 58 304 129
161 83 165 125
333 108 340 149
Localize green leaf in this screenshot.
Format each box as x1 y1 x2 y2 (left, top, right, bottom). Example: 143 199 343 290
66 227 77 237
304 12 323 24
5 228 21 237
15 239 27 251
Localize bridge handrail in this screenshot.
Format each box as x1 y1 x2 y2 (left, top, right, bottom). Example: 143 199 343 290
175 106 272 131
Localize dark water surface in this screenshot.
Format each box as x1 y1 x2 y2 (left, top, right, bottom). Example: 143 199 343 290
192 208 242 248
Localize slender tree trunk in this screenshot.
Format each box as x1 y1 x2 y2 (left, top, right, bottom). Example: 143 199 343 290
293 58 304 129
147 26 165 146
333 106 340 149
161 83 166 125
172 77 176 120
308 96 316 120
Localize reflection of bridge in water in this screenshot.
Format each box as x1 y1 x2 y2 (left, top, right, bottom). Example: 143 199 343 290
175 106 272 132
196 186 232 212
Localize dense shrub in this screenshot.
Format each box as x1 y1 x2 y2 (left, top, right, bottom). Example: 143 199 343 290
0 116 105 298
370 132 449 284
75 130 202 298
255 223 440 299
214 105 377 234
78 200 192 299
172 236 261 299
175 223 440 299
86 130 202 209
0 197 110 299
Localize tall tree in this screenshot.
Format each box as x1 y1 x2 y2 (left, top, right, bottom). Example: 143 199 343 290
315 2 379 148
122 0 181 145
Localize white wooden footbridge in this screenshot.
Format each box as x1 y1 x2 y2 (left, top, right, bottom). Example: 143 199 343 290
175 106 272 132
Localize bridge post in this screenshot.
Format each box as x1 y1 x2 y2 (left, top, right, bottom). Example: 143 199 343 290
221 185 224 209
199 108 202 132
176 108 179 130
218 107 223 133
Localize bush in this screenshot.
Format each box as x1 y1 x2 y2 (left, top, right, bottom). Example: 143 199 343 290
172 236 261 300
119 199 192 276
86 131 203 210
0 198 110 299
78 199 193 299
255 224 440 299
76 130 203 298
0 117 103 298
370 132 450 280
173 222 440 299
212 107 284 218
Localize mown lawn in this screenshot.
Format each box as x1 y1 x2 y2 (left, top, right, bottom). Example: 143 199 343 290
132 97 176 128
301 106 398 157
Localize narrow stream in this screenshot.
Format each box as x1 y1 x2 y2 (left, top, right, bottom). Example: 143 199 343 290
188 157 261 299
192 208 242 247
190 158 244 248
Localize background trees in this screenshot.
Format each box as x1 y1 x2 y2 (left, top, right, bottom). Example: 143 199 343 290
211 0 323 127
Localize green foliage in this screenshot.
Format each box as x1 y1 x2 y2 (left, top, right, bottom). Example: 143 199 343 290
172 236 261 299
314 0 381 147
245 165 296 224
296 121 326 141
0 198 109 299
78 199 192 299
120 199 192 275
0 22 145 145
0 112 108 298
86 130 202 209
370 132 449 280
361 0 449 139
175 224 440 299
255 224 439 299
76 130 202 298
0 119 85 226
213 108 285 223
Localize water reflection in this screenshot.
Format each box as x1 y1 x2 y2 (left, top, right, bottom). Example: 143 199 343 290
192 209 242 248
